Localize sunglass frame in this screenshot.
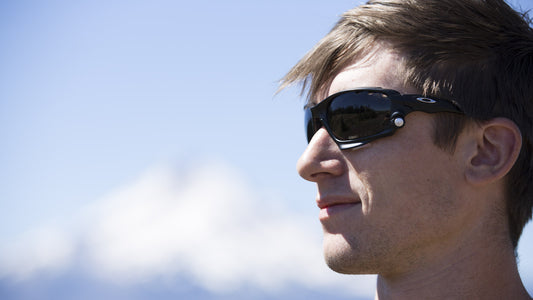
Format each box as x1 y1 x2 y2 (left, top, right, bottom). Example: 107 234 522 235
305 87 464 150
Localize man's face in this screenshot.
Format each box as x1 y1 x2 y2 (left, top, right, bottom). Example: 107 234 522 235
297 47 475 276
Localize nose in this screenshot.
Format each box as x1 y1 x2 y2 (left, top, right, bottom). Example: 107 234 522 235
297 127 345 182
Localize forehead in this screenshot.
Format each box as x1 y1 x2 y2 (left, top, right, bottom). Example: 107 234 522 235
316 46 415 105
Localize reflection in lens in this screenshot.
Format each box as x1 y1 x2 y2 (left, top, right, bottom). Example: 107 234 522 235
327 91 391 140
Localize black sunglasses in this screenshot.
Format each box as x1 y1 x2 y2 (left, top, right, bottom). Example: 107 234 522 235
305 87 464 150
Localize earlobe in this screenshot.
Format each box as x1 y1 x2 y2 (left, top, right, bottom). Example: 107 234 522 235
465 118 522 186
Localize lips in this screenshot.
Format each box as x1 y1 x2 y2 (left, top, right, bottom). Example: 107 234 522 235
317 197 361 220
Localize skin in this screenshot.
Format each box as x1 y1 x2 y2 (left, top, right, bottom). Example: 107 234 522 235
297 46 531 299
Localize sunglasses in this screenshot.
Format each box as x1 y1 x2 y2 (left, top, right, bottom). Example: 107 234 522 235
305 87 464 150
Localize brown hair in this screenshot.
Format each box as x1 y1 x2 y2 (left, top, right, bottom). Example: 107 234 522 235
281 0 533 250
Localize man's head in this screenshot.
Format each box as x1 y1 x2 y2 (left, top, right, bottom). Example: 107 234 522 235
282 0 533 273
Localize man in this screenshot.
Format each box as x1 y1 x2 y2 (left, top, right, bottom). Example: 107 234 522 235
280 0 533 298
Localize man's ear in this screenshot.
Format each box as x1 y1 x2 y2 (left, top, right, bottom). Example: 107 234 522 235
465 118 522 186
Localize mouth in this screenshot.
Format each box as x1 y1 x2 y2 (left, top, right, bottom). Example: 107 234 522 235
317 198 361 220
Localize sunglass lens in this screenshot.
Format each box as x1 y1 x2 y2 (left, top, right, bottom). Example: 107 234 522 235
327 91 392 141
305 108 315 143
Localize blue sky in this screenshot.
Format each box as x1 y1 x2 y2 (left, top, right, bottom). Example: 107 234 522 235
1 1 533 299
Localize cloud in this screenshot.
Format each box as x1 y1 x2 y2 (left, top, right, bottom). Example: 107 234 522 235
0 226 74 282
0 159 376 297
519 223 533 290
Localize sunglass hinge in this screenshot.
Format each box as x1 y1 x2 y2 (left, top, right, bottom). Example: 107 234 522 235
393 117 405 128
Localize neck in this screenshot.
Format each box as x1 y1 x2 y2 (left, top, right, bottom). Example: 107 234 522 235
374 234 531 300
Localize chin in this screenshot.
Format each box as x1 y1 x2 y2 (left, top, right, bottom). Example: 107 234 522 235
325 259 357 274
323 238 362 274
324 252 381 275
322 234 382 275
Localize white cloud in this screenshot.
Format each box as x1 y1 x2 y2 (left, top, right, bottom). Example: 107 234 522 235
0 159 376 297
0 225 74 281
519 223 533 293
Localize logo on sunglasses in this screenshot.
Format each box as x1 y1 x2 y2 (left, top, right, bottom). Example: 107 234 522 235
416 97 438 104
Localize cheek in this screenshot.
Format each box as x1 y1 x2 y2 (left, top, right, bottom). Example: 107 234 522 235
349 139 463 227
